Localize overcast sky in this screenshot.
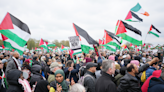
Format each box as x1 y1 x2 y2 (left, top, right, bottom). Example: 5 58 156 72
0 0 164 46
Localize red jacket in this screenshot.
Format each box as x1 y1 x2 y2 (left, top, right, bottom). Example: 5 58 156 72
141 70 162 92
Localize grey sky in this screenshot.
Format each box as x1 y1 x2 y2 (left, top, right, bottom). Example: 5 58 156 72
0 0 163 46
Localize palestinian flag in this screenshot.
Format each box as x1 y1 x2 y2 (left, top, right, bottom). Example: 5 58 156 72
41 47 43 50
125 11 143 22
2 45 5 49
73 23 98 54
0 13 31 55
48 47 53 52
1 34 24 54
62 47 69 51
39 38 48 51
131 3 149 16
104 30 121 49
99 39 103 45
61 45 65 49
45 41 56 47
121 44 127 49
103 44 116 52
148 25 161 37
115 20 142 46
0 70 8 89
130 43 135 49
143 43 146 48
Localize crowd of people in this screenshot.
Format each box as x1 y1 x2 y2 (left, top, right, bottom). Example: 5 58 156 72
0 49 163 92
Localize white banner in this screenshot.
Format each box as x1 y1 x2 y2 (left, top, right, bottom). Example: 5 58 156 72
68 36 81 49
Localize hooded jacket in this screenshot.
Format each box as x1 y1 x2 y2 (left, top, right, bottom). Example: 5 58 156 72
6 69 23 92
146 67 156 79
141 70 161 92
30 65 43 87
148 77 164 92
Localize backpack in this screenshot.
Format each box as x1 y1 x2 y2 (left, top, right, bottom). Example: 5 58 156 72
79 66 87 77
141 71 146 82
78 74 95 91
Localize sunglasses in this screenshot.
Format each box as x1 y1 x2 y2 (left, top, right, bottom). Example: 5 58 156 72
0 63 3 64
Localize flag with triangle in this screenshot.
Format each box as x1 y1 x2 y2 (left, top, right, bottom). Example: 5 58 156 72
1 34 24 54
2 44 5 49
130 43 135 49
73 23 98 54
131 3 149 16
61 45 65 49
0 12 31 55
148 25 161 37
45 41 56 47
115 20 142 46
39 38 48 52
125 11 143 22
99 39 103 45
104 30 121 50
143 43 146 48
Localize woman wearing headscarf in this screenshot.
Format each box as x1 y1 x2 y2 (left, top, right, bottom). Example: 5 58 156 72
34 80 50 92
50 69 69 92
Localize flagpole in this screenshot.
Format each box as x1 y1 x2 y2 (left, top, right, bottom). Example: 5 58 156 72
142 33 148 51
144 33 148 45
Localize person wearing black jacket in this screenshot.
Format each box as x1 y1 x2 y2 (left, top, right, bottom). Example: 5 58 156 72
32 56 40 65
84 62 97 92
117 57 159 92
95 59 117 92
30 65 44 87
6 69 24 92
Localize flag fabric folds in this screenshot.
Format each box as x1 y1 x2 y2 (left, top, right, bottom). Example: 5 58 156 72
39 38 48 51
104 30 121 50
131 3 149 16
115 20 142 46
45 41 56 47
73 23 98 54
0 12 31 55
148 25 161 37
125 11 143 22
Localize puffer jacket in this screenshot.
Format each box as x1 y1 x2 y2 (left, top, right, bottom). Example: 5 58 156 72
117 64 150 92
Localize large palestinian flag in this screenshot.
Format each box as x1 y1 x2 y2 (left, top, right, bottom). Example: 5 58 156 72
104 30 121 50
125 11 143 22
1 34 24 53
131 3 149 16
39 38 48 51
45 41 56 47
148 25 161 37
73 23 98 54
0 13 31 55
115 20 142 46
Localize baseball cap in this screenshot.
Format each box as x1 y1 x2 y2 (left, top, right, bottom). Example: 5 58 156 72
49 62 60 69
86 62 98 69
